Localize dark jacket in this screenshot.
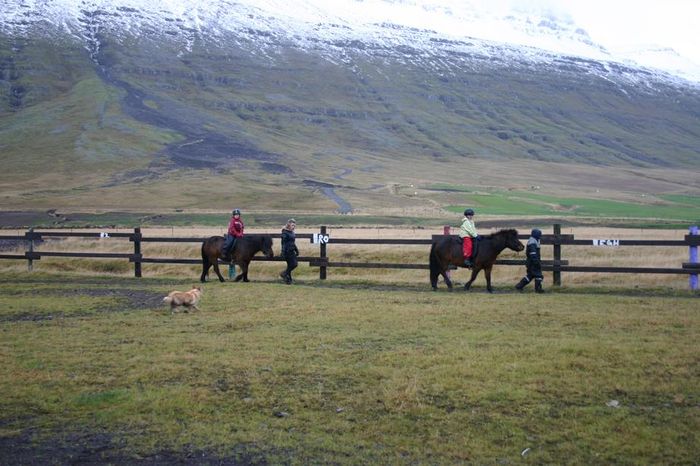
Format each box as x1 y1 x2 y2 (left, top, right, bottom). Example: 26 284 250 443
281 228 299 257
526 237 542 276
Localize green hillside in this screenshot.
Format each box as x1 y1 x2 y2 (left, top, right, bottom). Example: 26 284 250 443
1 32 699 220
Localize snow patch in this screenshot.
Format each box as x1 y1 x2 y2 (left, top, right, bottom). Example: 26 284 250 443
1 0 699 84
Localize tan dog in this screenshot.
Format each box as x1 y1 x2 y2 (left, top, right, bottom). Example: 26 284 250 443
163 286 202 312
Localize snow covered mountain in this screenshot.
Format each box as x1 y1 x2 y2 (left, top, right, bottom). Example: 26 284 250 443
2 0 699 85
1 0 700 215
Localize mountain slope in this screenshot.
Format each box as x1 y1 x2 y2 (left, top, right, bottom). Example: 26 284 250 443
1 1 699 215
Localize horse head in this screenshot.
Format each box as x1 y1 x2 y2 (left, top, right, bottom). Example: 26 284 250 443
503 229 525 252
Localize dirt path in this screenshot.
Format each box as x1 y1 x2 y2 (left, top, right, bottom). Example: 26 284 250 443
0 427 264 465
0 276 166 322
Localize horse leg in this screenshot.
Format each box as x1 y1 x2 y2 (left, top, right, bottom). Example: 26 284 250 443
484 265 494 293
234 261 247 282
241 261 250 282
463 268 480 291
212 257 226 282
430 267 438 290
430 268 452 291
200 257 210 283
442 268 453 291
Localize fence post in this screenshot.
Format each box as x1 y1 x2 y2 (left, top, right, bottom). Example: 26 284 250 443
133 227 142 278
553 223 562 287
26 228 34 272
443 225 451 280
319 225 327 280
690 226 698 291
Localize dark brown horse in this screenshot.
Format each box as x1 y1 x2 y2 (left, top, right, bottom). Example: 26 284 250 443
201 235 274 283
429 229 524 292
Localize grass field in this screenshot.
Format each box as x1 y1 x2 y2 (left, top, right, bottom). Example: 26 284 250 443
0 271 697 464
0 224 699 463
441 189 700 223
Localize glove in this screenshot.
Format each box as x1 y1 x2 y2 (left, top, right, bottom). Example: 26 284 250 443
294 247 299 256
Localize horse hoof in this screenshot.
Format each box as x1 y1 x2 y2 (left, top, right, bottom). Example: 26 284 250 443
431 287 437 292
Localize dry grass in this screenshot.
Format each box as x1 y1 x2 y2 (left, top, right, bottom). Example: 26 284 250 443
0 226 695 290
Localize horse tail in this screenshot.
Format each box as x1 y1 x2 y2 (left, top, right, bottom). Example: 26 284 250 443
429 241 438 270
198 240 208 282
429 241 440 288
201 240 208 262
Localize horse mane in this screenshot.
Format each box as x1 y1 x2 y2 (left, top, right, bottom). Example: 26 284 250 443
246 234 273 247
483 229 518 239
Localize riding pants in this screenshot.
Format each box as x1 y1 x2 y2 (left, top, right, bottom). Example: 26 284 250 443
222 234 236 257
462 236 473 259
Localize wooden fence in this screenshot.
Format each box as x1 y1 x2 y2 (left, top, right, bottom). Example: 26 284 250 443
1 224 698 289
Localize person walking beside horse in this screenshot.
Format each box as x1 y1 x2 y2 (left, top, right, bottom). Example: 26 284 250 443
515 228 545 293
459 208 478 267
221 208 244 261
279 218 299 284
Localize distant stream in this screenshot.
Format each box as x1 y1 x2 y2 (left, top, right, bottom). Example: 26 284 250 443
307 168 353 214
321 187 353 214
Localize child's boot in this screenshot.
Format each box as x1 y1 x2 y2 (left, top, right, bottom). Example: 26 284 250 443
515 277 529 291
535 279 544 293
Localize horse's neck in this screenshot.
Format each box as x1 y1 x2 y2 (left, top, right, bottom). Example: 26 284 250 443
249 237 263 253
486 235 507 256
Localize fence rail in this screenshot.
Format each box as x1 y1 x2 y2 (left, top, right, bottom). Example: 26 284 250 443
0 224 698 289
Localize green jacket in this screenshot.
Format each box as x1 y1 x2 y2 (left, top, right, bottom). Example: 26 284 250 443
459 217 477 238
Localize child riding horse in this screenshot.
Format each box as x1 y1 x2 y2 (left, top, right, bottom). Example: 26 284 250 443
201 235 274 283
430 229 524 292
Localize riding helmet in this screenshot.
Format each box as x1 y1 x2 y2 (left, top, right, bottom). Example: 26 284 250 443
531 228 542 239
232 208 241 216
464 208 475 216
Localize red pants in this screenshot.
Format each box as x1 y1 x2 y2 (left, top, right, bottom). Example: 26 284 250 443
462 237 473 259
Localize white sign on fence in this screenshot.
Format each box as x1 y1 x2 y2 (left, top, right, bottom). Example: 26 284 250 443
99 232 110 238
313 233 330 244
592 239 619 247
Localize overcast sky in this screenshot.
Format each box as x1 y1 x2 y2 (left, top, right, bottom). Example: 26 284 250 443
513 0 700 64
